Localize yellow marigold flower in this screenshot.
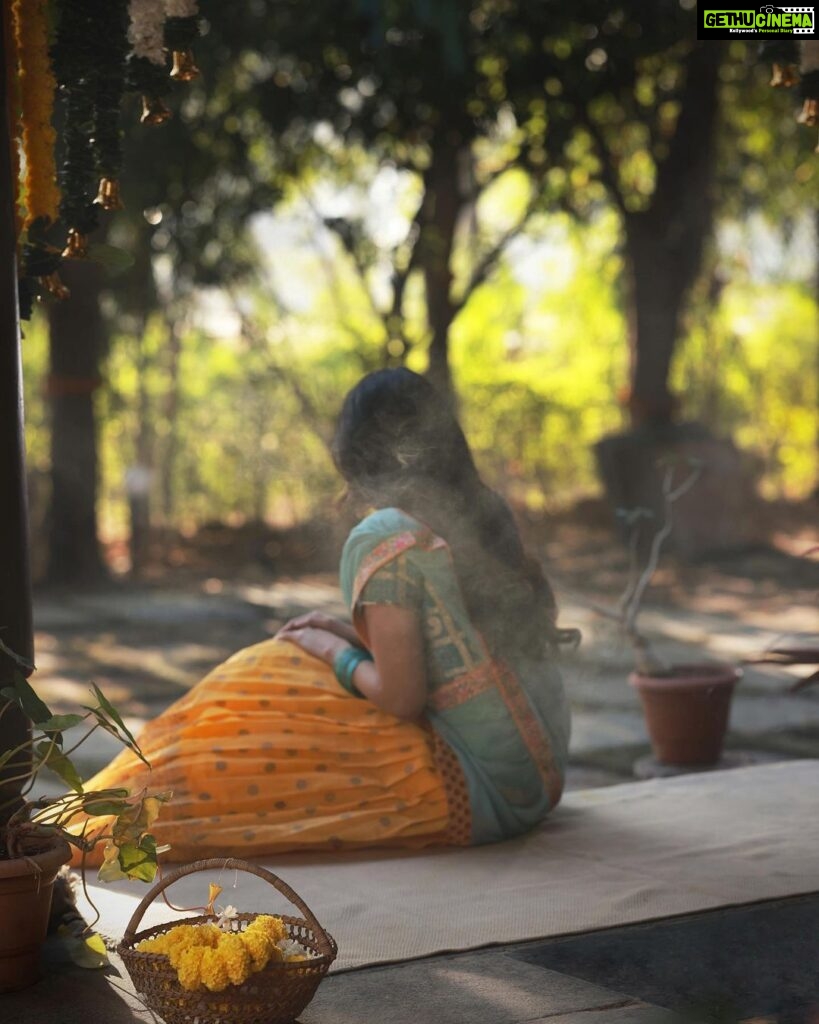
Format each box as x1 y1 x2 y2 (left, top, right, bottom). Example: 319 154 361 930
12 0 60 224
199 947 230 992
163 924 220 968
135 935 164 954
240 929 275 972
288 954 308 962
176 946 207 991
217 933 252 986
246 914 287 944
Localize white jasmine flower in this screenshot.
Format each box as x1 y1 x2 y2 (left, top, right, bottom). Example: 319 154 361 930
216 904 239 930
165 0 199 17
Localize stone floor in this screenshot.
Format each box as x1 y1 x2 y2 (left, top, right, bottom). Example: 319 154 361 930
13 563 818 1024
29 570 819 787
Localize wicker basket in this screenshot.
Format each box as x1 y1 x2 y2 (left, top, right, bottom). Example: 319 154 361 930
117 857 337 1024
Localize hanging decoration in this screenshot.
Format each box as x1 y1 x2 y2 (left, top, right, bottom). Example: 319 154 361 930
128 0 173 125
13 0 60 226
3 0 23 237
165 0 201 81
764 39 819 152
93 0 131 212
4 0 201 315
797 40 819 135
761 40 799 88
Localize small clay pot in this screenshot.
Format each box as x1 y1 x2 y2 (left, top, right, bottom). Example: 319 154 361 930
0 835 72 992
629 663 741 766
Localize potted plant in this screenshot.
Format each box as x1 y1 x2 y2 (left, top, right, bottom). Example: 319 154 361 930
596 460 741 767
0 639 167 993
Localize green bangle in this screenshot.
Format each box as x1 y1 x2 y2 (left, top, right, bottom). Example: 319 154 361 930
333 646 373 697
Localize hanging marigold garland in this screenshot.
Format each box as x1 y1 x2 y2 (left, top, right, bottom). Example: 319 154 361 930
2 0 23 237
13 0 60 227
4 0 201 314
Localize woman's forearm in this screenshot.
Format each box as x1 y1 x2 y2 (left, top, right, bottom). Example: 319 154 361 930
349 659 426 721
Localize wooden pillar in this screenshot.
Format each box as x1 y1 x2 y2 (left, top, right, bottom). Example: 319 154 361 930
0 4 33 824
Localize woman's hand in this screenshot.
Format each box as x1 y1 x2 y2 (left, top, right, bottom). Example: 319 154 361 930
277 625 349 666
276 612 360 646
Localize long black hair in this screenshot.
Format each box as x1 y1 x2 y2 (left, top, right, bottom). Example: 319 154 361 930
333 368 577 660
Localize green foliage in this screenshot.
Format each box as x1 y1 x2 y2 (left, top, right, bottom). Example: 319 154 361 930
23 203 817 533
0 666 166 885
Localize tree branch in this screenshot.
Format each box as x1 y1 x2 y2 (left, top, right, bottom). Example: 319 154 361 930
577 108 629 220
451 191 540 317
320 212 390 338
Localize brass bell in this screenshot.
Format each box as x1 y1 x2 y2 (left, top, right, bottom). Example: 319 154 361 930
94 176 124 211
140 95 172 125
170 49 200 82
798 98 819 126
61 228 89 259
770 63 798 88
40 272 70 300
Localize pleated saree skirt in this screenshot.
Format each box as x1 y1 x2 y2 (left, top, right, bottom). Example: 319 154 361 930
70 639 470 865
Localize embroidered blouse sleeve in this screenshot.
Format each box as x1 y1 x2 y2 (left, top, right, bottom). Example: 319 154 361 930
357 551 424 611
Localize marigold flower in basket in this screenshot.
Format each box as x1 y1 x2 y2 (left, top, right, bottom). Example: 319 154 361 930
118 858 337 1024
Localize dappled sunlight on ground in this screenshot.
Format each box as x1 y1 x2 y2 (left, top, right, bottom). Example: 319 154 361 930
30 512 819 788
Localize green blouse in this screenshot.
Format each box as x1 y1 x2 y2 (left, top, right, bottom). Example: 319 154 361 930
340 507 570 844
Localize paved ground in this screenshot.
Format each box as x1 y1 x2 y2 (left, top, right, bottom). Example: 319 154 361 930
29 550 819 786
14 533 819 1024
5 931 677 1024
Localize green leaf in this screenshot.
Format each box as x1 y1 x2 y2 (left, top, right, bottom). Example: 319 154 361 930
81 789 131 816
35 740 84 793
98 834 160 884
54 925 109 969
111 792 169 847
86 684 149 767
120 834 161 883
2 670 52 724
87 243 135 277
38 713 85 733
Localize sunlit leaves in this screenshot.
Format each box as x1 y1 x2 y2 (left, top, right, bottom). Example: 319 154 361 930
34 740 84 793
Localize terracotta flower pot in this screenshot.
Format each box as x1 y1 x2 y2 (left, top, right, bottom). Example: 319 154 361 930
0 835 72 992
629 663 741 766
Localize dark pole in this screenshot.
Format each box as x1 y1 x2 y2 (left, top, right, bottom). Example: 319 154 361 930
0 3 33 825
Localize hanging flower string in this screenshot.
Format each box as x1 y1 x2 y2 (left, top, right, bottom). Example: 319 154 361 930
93 0 130 211
164 0 201 82
52 0 103 259
7 0 201 313
128 0 172 124
14 0 60 227
3 0 23 239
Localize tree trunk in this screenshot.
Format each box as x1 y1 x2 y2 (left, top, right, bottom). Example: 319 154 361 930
46 261 107 584
0 8 32 823
129 325 154 577
624 219 687 425
420 140 462 402
624 41 724 428
160 318 182 523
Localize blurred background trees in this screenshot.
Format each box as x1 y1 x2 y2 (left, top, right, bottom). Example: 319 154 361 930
25 0 819 580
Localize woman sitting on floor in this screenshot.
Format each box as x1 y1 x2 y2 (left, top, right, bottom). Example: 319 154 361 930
72 368 576 862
